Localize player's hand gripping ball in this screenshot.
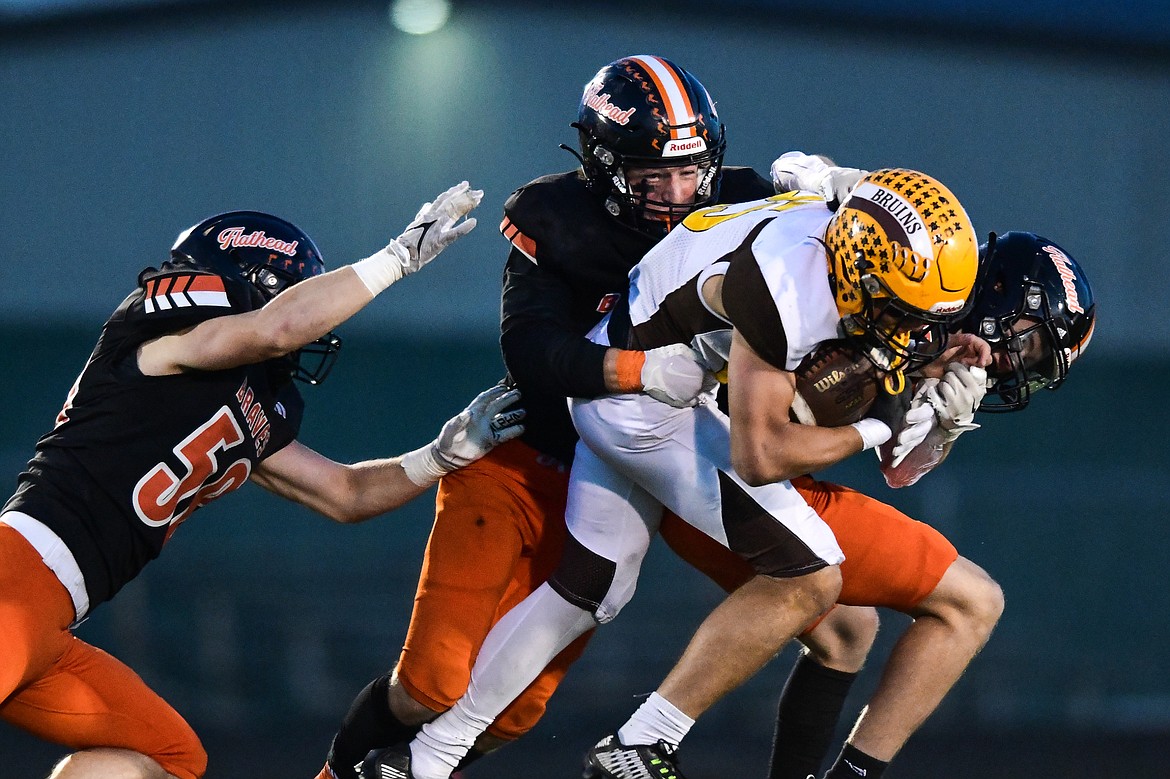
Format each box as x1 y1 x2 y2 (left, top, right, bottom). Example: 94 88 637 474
791 339 880 426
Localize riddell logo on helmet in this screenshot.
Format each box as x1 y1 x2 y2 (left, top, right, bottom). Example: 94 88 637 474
217 227 300 257
584 82 636 125
930 300 966 315
663 137 707 156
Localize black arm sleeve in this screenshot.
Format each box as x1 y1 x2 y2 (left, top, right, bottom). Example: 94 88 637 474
500 248 611 399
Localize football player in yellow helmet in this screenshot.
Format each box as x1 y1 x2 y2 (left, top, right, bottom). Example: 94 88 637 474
823 168 979 374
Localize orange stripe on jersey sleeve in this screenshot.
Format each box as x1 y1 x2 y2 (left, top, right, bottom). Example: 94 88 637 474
186 274 227 293
500 216 538 262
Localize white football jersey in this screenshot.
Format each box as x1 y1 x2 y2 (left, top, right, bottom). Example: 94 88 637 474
619 192 842 373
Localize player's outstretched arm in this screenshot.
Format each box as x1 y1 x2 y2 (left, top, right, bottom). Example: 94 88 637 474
139 182 483 377
250 383 524 522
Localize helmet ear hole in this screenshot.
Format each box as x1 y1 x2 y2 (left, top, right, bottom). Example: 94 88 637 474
249 266 296 299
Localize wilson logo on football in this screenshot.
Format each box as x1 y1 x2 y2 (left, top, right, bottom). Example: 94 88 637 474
813 367 858 393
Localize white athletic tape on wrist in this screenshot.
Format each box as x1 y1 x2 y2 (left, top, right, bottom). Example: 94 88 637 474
350 243 407 295
851 418 892 451
400 443 450 487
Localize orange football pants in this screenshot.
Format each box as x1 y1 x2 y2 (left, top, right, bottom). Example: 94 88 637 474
395 439 591 740
0 524 207 779
660 474 959 612
396 443 956 742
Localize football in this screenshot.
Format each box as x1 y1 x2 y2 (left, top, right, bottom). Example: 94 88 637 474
791 339 879 426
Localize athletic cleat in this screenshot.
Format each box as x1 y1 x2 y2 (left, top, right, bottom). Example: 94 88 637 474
583 732 686 779
357 745 414 779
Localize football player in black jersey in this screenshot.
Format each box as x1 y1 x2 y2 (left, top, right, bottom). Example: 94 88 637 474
0 182 528 779
339 56 866 779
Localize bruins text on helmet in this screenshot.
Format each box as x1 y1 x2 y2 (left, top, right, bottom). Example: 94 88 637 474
572 54 726 237
962 231 1096 411
823 168 979 372
171 210 342 385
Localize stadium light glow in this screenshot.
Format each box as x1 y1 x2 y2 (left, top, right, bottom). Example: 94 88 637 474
389 0 451 35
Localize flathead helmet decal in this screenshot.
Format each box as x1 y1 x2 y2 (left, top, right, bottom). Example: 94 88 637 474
1043 244 1086 315
216 227 300 257
583 81 637 125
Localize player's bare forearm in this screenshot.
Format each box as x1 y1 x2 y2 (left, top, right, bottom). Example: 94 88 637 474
229 266 374 363
252 442 428 524
732 413 865 485
142 267 375 375
331 458 431 521
728 332 863 484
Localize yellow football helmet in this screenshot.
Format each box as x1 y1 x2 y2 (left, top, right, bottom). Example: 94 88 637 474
823 168 978 370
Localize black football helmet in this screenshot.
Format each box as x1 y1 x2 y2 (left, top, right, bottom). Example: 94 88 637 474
170 210 341 385
962 231 1096 411
571 55 726 236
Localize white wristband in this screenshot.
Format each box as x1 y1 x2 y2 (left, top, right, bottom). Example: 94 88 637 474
850 418 892 451
349 243 408 295
399 443 449 487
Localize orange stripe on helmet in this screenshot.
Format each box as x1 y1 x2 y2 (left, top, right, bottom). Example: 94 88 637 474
628 55 696 139
1069 317 1095 363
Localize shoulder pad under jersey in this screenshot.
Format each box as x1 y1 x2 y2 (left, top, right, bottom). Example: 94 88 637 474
499 171 602 265
110 264 257 340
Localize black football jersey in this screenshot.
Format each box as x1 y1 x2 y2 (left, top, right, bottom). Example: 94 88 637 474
3 265 303 614
499 167 773 464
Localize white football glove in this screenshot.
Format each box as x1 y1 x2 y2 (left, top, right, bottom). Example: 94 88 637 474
770 151 867 210
400 384 526 487
889 383 938 467
925 363 986 441
351 181 483 294
640 344 716 408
